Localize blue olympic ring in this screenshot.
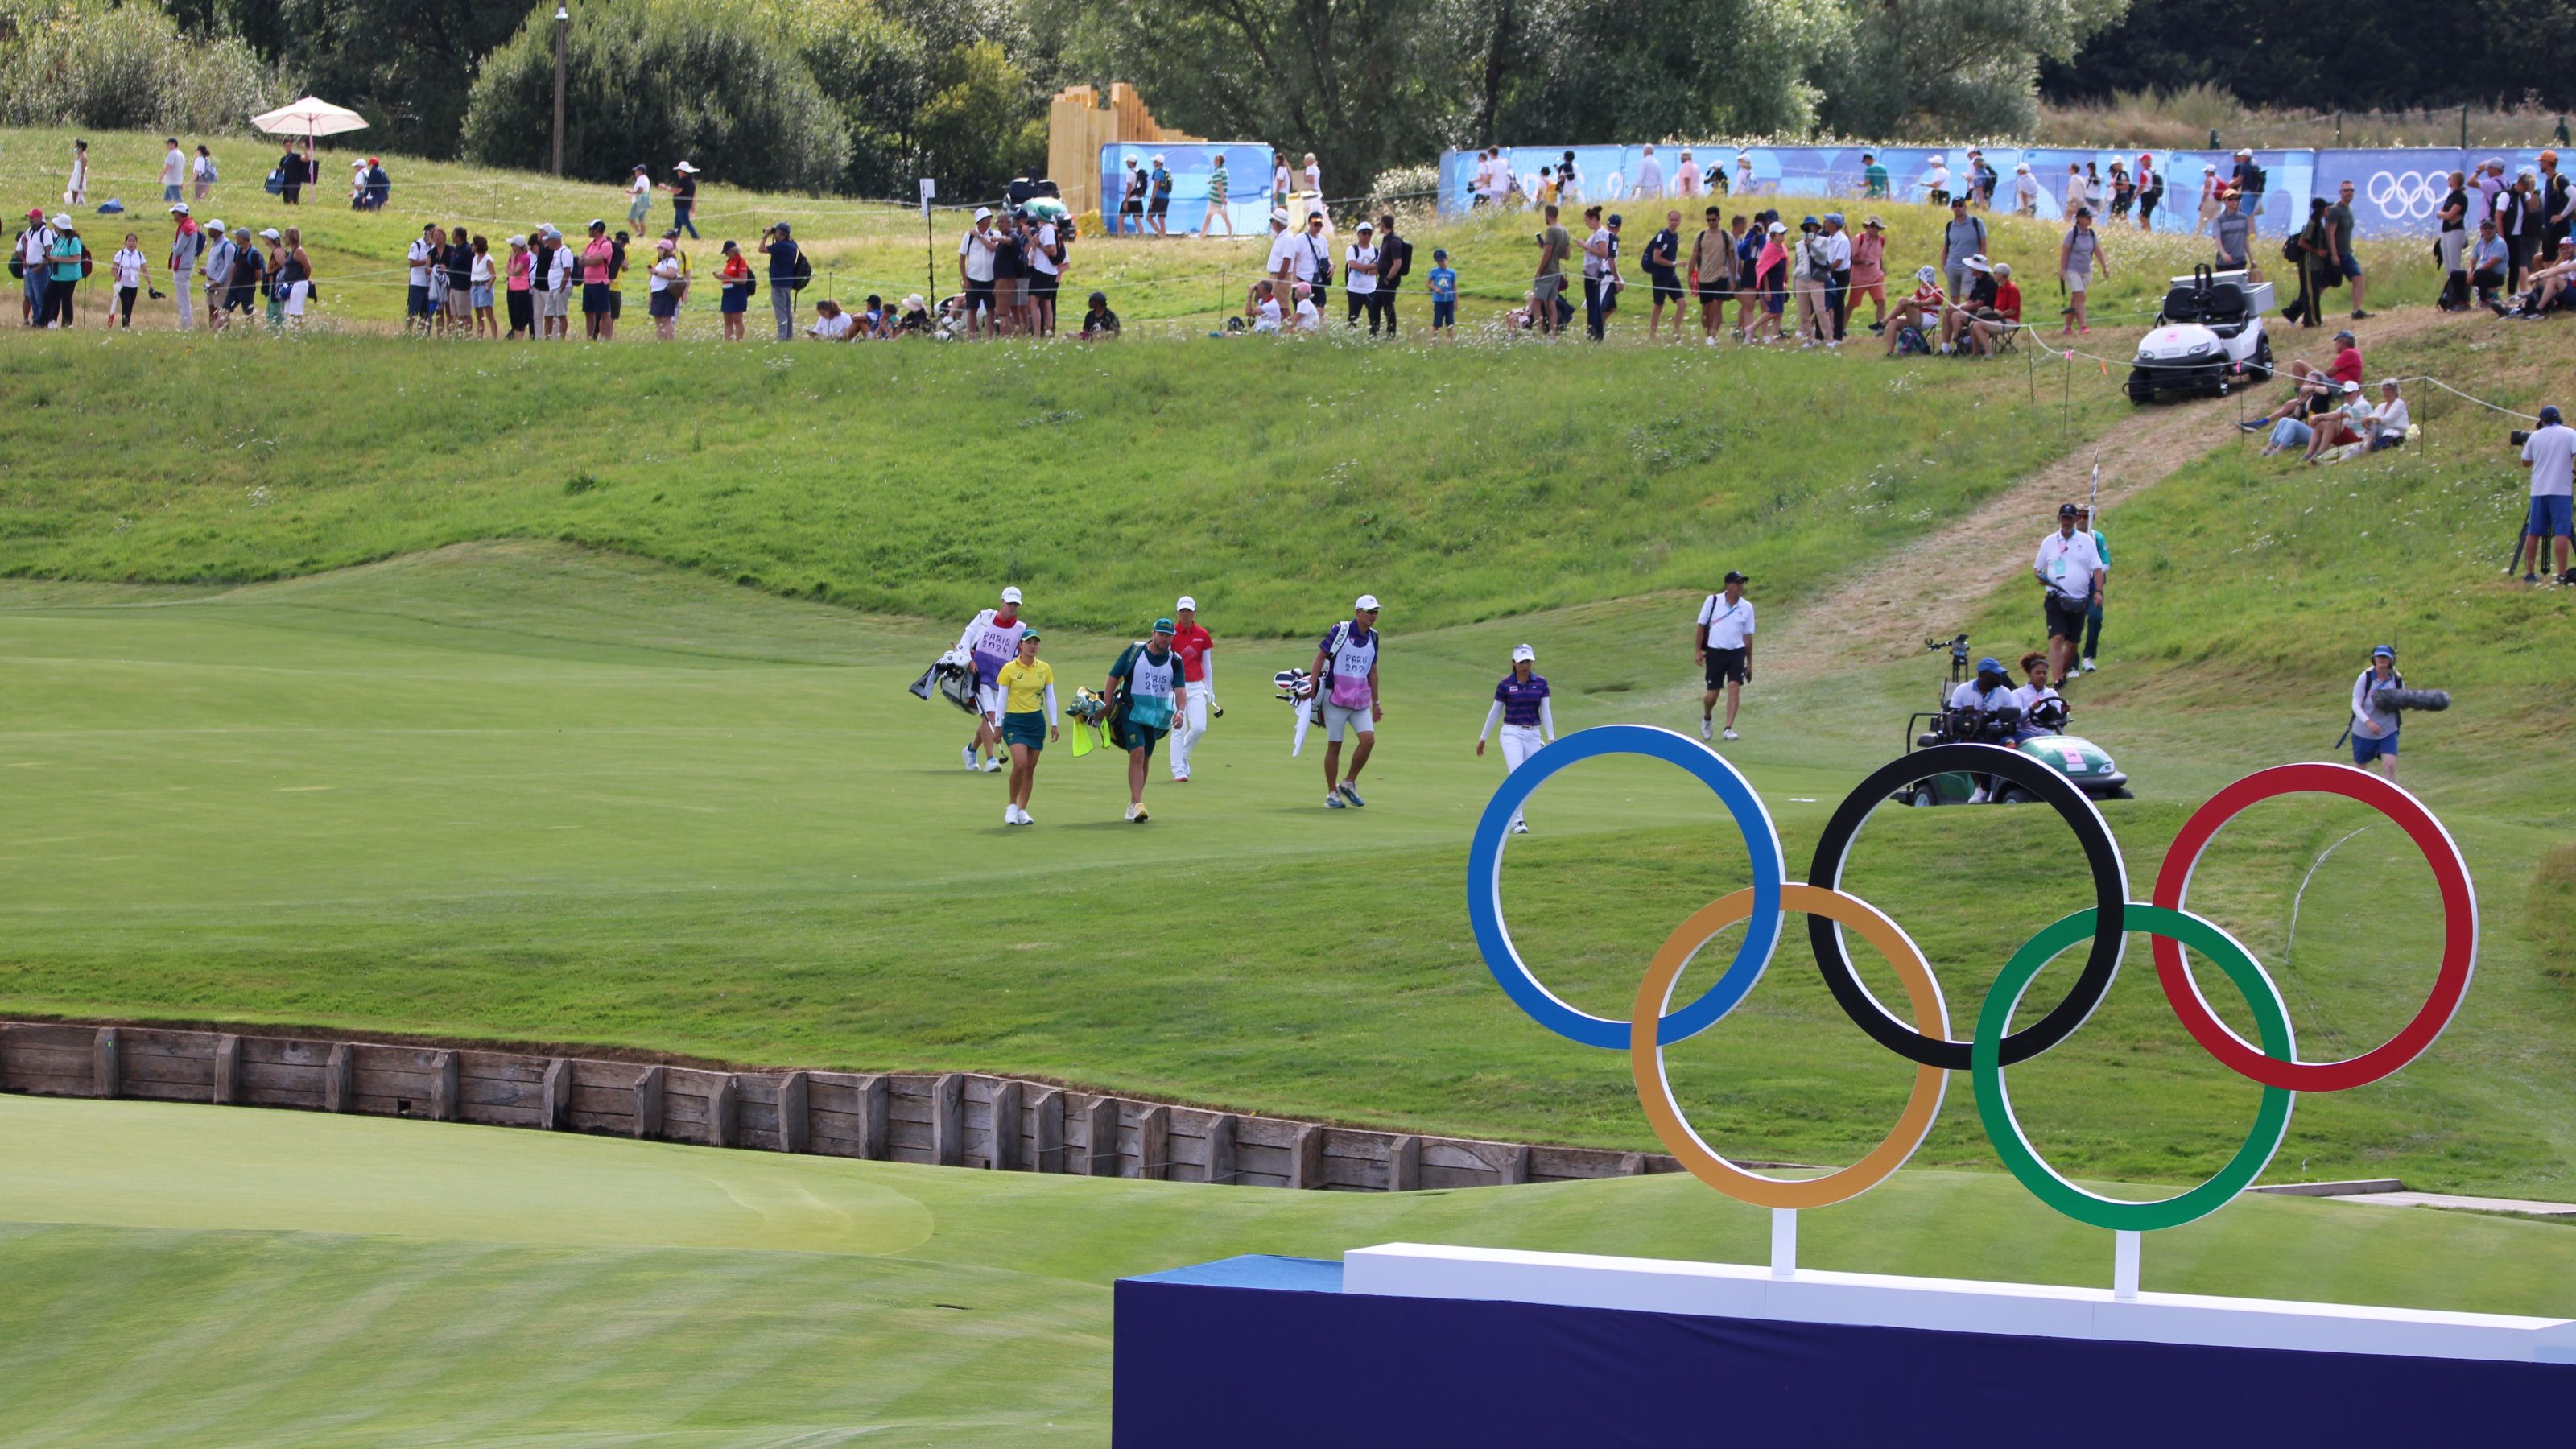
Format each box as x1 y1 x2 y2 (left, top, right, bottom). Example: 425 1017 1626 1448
1468 724 1785 1049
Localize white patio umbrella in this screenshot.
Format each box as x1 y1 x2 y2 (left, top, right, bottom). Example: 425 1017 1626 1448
249 97 369 147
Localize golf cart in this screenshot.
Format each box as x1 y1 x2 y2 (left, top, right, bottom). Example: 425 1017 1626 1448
2127 266 2274 404
1894 634 2130 806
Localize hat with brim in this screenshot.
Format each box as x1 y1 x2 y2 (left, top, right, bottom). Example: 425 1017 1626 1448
1863 216 1883 229
1270 208 1291 226
675 161 697 174
1152 618 1176 635
1511 644 1535 663
1354 594 1381 612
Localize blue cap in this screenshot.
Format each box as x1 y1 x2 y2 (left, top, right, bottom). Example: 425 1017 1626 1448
1433 247 1447 259
2372 644 2396 659
1152 617 1176 635
1977 657 2004 674
1823 212 1843 225
2542 405 2563 425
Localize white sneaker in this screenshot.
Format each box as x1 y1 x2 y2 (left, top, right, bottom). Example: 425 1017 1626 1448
983 758 1004 773
1967 788 1989 804
1125 803 1148 823
2081 658 2099 673
1703 335 1716 348
1700 719 1714 741
1018 807 1034 825
1722 727 1740 741
1004 806 1020 826
964 746 979 771
1510 820 1530 835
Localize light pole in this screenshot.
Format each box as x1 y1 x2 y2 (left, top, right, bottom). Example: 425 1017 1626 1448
551 4 568 178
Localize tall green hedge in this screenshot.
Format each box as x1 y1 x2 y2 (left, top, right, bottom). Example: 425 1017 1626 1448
460 0 846 193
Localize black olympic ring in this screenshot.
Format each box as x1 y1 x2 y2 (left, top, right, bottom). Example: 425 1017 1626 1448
1806 743 2129 1070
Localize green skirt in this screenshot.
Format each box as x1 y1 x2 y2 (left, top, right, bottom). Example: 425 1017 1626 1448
1001 710 1047 750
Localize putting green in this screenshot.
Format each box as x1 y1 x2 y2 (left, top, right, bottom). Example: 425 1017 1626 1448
6 1092 2575 1446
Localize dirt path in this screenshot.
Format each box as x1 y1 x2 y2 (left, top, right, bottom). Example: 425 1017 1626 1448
1764 305 2454 674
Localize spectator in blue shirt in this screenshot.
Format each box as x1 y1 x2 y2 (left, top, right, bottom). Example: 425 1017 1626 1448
760 222 799 341
1428 248 1457 333
2471 219 2510 312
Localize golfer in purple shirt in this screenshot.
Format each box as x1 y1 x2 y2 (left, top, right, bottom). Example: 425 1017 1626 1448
1476 644 1555 835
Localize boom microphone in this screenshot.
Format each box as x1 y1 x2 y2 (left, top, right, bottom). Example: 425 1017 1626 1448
2372 688 2451 712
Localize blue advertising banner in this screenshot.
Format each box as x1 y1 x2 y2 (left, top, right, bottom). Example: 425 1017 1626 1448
1098 143 1277 237
1439 143 2486 242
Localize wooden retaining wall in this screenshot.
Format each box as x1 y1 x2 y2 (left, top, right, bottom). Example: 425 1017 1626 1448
0 1021 1681 1191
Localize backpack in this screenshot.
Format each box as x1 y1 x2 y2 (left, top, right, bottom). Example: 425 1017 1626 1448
2245 163 2267 193
1896 324 1930 355
790 252 811 291
78 240 93 279
1307 232 1332 287
6 230 23 279
264 168 283 196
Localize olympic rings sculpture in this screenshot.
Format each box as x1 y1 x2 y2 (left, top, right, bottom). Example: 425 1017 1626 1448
1468 725 2478 1232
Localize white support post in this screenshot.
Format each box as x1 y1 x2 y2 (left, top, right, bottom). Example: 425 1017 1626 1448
1770 1208 1798 1278
2113 1230 2141 1300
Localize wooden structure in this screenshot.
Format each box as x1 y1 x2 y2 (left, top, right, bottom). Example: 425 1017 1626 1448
0 1019 1695 1192
1048 84 1202 225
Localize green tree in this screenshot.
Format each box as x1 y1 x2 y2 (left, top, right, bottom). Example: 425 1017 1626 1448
758 0 931 196
0 0 285 132
1480 0 1834 143
1812 0 2129 138
460 0 846 192
911 39 1045 197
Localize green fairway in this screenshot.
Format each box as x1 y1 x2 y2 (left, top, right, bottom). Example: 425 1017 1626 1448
5 1092 2574 1446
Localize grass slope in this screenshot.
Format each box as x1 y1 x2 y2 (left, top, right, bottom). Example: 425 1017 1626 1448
0 319 2124 633
6 1092 2575 1446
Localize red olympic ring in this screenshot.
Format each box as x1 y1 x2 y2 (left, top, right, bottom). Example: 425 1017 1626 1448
2153 762 2478 1092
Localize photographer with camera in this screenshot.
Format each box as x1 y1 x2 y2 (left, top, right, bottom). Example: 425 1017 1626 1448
2516 404 2576 584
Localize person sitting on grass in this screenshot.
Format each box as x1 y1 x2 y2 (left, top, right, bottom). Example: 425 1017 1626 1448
2301 381 2373 463
1289 279 1320 333
1883 266 1946 355
2241 329 2361 432
2504 238 2576 317
1080 289 1120 339
1967 261 2023 356
803 297 853 340
2361 379 2411 452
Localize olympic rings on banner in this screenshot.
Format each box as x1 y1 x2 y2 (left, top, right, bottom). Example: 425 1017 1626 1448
1976 906 2294 1231
1468 725 1785 1050
2152 762 2477 1092
1470 729 2481 1231
1807 743 2128 1070
2364 170 2445 221
1633 885 1947 1208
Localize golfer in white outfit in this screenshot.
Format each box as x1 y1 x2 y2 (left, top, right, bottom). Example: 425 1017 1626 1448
1167 596 1217 782
1476 644 1555 834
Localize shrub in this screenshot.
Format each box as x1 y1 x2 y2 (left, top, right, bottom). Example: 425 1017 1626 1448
0 0 287 132
460 0 846 193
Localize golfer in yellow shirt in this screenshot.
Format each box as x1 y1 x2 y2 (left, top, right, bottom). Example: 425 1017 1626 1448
995 634 1059 827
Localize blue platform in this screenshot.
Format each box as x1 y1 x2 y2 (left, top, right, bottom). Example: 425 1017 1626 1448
1114 1254 2572 1447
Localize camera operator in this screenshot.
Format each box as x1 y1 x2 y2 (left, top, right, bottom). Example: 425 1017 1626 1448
2347 644 2402 779
2516 403 2575 584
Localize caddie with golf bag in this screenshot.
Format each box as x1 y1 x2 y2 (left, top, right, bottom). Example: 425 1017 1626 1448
953 586 1030 773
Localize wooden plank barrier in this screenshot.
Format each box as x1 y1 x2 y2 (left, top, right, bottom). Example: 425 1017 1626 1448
0 1019 1695 1192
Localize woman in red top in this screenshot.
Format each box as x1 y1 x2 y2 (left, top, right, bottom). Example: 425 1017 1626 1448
716 240 753 341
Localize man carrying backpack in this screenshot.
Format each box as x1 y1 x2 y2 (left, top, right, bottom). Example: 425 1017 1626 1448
761 221 800 341
2231 150 2266 238
15 209 54 326
1940 196 1986 312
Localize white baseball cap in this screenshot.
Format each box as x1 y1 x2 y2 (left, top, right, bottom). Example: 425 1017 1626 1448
1175 595 1197 611
1000 586 1023 604
207 219 226 232
258 227 280 241
1354 594 1381 612
1511 644 1536 663
169 202 190 215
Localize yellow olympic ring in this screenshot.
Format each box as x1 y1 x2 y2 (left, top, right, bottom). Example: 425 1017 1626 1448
1629 883 1950 1210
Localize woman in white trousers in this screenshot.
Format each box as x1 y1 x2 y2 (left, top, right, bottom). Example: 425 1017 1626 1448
1476 644 1556 835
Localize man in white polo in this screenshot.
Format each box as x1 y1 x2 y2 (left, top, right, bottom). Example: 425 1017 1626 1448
1695 570 1755 741
1310 595 1382 809
2033 503 2105 685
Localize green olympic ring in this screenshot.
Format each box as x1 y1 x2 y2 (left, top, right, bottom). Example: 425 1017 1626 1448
1973 904 2297 1232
